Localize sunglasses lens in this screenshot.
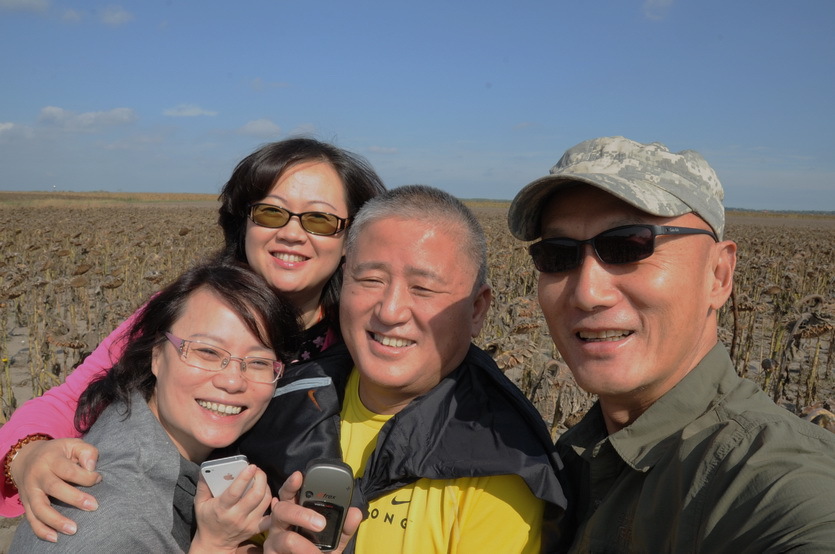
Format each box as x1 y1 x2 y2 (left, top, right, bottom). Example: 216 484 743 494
595 226 654 264
300 212 341 235
251 205 291 228
530 225 659 273
529 240 580 273
250 205 345 235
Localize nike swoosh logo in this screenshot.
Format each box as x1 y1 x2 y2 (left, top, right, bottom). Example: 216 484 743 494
391 497 410 505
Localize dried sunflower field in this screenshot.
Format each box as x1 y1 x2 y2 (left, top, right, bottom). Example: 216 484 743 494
1 192 834 441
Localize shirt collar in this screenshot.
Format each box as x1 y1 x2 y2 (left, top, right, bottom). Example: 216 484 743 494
568 343 737 471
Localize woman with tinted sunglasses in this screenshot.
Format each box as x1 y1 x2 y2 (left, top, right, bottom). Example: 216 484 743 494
10 262 301 552
0 138 386 541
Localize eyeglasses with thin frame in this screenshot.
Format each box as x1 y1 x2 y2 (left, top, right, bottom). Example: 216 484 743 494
249 203 350 236
164 332 284 384
529 224 718 273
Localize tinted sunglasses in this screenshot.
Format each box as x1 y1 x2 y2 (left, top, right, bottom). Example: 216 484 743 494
529 224 718 273
249 203 350 236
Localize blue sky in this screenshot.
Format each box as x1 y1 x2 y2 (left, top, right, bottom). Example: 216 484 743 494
1 0 833 211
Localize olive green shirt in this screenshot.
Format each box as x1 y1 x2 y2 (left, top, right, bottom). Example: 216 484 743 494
556 343 835 553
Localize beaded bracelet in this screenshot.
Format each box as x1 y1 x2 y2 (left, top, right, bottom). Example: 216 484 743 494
4 433 52 488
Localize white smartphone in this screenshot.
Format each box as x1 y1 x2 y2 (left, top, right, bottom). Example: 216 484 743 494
200 454 249 497
295 459 354 551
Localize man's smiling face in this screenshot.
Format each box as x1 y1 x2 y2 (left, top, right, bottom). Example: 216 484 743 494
536 184 729 414
339 216 490 414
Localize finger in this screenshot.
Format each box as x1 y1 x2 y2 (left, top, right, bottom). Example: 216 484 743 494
24 491 77 541
250 470 273 513
246 468 271 499
262 527 324 554
257 513 272 535
39 474 99 511
343 507 363 535
222 467 271 516
270 499 326 533
331 508 364 553
337 507 364 549
194 476 212 504
49 455 101 488
219 464 259 503
237 473 272 525
73 444 100 472
277 471 303 502
24 514 59 543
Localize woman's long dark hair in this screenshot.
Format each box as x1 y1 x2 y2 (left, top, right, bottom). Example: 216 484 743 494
214 138 386 333
74 262 302 433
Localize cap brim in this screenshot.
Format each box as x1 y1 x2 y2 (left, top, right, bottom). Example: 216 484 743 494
508 176 578 241
508 173 694 242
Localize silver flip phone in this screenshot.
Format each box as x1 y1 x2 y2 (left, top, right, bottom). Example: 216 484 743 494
296 459 354 551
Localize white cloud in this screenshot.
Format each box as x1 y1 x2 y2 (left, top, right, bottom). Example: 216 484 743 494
643 0 673 20
37 106 138 131
0 0 49 12
0 122 35 141
99 5 133 26
368 146 398 154
62 8 82 22
238 119 281 138
163 104 218 117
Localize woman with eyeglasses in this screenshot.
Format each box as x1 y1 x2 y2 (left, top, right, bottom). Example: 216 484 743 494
0 138 386 542
10 262 301 552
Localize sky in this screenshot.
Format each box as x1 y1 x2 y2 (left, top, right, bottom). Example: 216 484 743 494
1 0 834 211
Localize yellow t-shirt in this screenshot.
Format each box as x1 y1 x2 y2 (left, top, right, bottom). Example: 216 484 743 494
340 368 544 554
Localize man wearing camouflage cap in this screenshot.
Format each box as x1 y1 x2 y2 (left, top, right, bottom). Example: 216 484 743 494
509 136 835 552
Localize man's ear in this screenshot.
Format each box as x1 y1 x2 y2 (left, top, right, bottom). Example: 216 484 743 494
709 240 737 310
470 284 493 338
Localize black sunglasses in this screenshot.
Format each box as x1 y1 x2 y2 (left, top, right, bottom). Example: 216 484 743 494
249 203 350 236
529 224 718 273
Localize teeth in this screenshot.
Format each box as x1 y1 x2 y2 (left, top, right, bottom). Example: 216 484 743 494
373 333 414 348
198 400 242 416
578 330 630 342
273 253 306 263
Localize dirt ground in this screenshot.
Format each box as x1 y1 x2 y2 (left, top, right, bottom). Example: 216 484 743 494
0 517 22 552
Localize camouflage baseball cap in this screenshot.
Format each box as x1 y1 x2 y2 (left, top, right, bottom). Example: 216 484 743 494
508 136 725 241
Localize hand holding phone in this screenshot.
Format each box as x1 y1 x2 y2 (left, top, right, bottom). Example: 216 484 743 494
200 454 249 497
295 459 354 551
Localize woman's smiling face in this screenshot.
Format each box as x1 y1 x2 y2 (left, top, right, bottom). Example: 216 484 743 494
244 160 349 326
148 287 277 462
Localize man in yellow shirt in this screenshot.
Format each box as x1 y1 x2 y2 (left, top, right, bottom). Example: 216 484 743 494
258 185 566 553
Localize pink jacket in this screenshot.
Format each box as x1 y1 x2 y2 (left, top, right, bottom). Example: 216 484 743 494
0 311 138 516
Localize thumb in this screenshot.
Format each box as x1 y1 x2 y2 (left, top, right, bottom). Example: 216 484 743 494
257 514 271 535
194 476 212 503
